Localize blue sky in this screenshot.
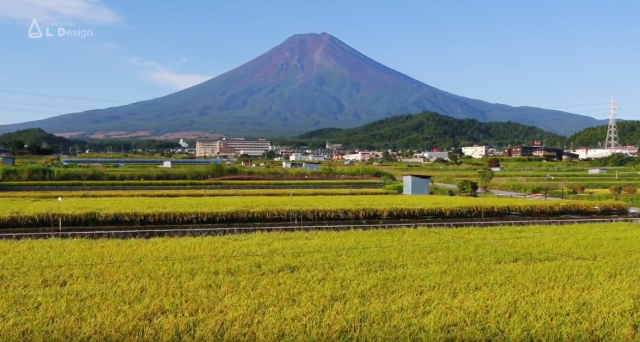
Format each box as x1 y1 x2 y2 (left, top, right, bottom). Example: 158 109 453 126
0 0 638 125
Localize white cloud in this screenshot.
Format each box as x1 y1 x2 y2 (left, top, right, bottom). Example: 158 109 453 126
130 57 210 90
0 0 121 24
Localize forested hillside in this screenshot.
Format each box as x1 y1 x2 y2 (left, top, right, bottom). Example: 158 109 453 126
280 112 562 150
568 121 640 147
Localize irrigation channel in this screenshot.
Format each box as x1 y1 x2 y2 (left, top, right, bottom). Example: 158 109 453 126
1 215 638 240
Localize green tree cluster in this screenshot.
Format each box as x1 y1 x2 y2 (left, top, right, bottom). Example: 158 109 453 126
278 112 563 151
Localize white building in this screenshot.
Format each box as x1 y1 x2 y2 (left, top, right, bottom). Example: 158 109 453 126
307 155 326 162
588 168 608 174
326 142 343 150
289 154 326 162
238 150 265 157
422 151 449 161
289 153 305 161
576 147 638 160
462 145 488 159
399 157 427 163
196 138 271 157
342 151 382 162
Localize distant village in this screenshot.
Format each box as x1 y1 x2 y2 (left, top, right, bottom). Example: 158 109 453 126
188 138 640 167
2 135 636 169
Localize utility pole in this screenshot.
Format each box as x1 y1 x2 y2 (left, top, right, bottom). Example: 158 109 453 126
58 197 62 231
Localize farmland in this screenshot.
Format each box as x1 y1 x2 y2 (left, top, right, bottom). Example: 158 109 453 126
0 195 626 228
1 223 639 341
0 188 393 199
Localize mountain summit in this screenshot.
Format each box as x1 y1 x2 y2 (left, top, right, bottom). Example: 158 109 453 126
0 33 603 136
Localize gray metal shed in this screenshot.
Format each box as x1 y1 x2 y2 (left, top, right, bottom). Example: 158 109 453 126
402 175 431 195
303 163 321 171
0 150 15 166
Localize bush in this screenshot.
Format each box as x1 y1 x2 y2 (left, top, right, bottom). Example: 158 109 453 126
488 158 501 168
609 186 623 196
0 165 55 181
570 185 586 194
623 185 637 195
457 180 478 196
431 185 456 196
383 183 403 194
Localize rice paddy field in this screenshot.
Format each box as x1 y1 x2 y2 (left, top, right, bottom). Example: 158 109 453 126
0 195 627 228
1 223 639 341
0 188 393 199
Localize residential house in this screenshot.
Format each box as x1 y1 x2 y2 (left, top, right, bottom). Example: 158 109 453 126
462 145 488 159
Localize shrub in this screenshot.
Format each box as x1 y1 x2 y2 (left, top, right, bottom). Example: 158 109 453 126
383 183 403 194
570 185 586 194
457 180 478 196
0 165 55 181
488 158 501 168
623 185 637 195
609 186 623 197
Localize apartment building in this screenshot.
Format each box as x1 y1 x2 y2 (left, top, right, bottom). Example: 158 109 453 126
196 138 271 157
462 145 488 159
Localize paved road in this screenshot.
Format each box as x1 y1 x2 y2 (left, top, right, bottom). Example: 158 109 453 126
433 182 560 200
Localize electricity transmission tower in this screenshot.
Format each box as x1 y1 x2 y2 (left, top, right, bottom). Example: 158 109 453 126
604 96 619 149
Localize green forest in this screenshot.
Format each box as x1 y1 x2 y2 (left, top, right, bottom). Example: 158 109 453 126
0 128 181 155
276 112 564 150
568 120 640 147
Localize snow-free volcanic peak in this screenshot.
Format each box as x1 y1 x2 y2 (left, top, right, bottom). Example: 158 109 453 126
0 32 604 136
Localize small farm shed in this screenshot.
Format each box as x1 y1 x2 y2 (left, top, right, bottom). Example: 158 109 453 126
303 163 321 171
402 175 431 195
0 149 15 166
588 168 608 174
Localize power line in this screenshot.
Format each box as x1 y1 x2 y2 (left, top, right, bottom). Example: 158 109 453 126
0 90 131 104
0 106 65 114
551 103 610 109
0 99 94 110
